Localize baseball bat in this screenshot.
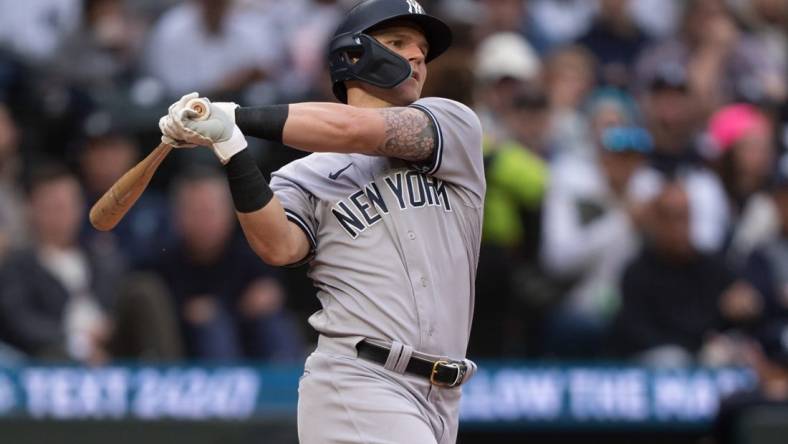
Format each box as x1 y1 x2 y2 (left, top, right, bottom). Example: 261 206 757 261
88 98 210 231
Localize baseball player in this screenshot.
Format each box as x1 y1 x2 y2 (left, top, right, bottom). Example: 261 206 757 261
159 1 484 442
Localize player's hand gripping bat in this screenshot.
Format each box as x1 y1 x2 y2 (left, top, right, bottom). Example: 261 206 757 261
88 98 210 231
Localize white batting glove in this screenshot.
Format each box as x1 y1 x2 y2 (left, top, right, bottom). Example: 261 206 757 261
159 116 196 148
181 102 248 164
162 92 212 145
164 93 248 163
159 92 204 147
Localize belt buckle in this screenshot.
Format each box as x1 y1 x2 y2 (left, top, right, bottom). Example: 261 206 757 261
430 360 463 388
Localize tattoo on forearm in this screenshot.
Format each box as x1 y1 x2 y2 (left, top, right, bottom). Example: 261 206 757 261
375 108 436 162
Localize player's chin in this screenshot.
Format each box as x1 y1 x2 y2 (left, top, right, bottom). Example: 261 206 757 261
391 81 422 105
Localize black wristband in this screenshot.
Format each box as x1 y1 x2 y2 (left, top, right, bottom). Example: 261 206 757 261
235 104 289 143
224 150 274 213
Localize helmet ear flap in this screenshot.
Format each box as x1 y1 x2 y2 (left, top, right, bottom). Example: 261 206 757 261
328 33 412 103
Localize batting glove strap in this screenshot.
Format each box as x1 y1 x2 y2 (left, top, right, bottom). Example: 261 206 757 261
213 124 248 164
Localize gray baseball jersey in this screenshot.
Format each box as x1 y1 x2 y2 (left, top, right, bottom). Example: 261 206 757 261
269 97 484 359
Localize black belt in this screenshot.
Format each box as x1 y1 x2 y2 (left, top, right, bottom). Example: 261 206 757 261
356 340 467 388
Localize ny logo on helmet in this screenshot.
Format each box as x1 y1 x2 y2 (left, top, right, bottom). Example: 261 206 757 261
405 0 425 14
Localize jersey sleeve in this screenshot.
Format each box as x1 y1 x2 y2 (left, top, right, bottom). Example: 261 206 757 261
408 97 486 205
269 164 318 267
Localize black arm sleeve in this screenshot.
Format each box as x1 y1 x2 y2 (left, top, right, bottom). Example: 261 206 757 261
235 105 290 143
224 150 274 213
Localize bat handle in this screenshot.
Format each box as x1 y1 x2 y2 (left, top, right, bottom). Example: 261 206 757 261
89 142 173 231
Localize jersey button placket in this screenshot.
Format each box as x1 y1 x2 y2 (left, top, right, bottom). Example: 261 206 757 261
402 227 429 349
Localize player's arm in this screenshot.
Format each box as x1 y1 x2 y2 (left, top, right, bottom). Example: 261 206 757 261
237 103 436 162
235 99 486 205
159 96 318 267
162 94 436 162
222 149 311 267
237 195 311 267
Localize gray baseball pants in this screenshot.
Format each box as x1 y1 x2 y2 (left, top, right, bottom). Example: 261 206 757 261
297 336 462 444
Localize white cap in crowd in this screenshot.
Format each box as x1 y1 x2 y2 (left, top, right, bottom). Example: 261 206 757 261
474 32 541 84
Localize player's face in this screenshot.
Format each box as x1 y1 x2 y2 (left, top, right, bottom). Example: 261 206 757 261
369 24 429 104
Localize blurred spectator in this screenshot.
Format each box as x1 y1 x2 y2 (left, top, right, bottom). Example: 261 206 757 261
741 155 788 322
611 181 759 366
421 17 476 106
0 0 81 63
629 0 682 39
0 49 24 104
526 0 596 53
706 104 778 266
584 86 641 131
472 90 549 357
467 0 550 54
279 0 344 101
0 164 181 364
144 0 284 102
630 63 730 254
639 62 699 166
78 130 173 267
0 102 28 258
50 0 147 94
780 100 788 155
730 0 788 104
541 122 651 358
544 45 597 121
635 0 784 112
712 321 788 444
502 89 552 158
576 0 650 88
543 45 597 159
473 32 541 146
243 0 328 42
474 0 528 41
152 167 303 362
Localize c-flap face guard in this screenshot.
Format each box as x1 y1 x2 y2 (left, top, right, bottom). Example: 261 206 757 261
331 32 413 89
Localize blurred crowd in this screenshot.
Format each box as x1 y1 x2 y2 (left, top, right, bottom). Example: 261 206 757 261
0 0 786 389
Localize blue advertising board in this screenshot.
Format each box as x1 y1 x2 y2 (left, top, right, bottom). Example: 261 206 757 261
459 364 756 429
0 363 756 429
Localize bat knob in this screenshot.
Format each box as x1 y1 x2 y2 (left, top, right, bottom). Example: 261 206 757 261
186 98 211 120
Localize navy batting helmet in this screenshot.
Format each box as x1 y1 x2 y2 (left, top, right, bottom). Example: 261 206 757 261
328 0 453 103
